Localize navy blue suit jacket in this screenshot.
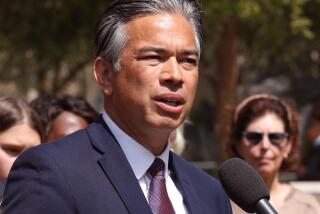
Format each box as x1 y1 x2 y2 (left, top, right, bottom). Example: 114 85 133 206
1 117 231 213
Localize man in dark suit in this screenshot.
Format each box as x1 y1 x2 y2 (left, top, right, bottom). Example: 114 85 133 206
1 0 232 213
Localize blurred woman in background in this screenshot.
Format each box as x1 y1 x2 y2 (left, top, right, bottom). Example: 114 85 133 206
226 94 320 214
31 94 98 142
0 96 43 203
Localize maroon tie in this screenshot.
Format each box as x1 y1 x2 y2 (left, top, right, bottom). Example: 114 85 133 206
148 158 175 214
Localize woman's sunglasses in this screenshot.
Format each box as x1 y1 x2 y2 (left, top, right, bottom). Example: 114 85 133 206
242 131 289 147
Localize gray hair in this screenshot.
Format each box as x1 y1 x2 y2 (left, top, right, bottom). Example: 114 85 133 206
94 0 202 72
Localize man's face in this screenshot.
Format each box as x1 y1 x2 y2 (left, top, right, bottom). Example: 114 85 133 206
101 13 198 152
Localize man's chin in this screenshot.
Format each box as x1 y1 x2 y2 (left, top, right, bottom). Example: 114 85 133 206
156 114 184 127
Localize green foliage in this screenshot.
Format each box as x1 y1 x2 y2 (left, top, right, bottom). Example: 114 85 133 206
0 0 110 95
0 0 319 98
202 0 260 20
200 0 319 81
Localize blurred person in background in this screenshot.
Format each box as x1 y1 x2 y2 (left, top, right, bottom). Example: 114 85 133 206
301 97 320 180
169 121 187 155
226 94 320 214
0 96 43 204
31 94 98 142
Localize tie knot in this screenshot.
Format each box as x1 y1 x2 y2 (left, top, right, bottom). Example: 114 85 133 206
148 158 165 177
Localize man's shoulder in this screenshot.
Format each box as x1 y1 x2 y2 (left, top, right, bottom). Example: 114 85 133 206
38 128 89 152
2 129 93 213
16 128 91 167
26 117 108 157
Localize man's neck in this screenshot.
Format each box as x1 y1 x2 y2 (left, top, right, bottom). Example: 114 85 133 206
103 110 171 154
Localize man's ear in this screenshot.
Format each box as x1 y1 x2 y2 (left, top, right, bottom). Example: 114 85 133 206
93 57 114 95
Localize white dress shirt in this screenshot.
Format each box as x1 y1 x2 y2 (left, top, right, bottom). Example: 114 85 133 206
102 112 187 214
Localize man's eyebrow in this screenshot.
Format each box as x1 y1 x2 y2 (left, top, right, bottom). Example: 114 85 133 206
137 47 199 57
137 47 166 54
179 49 199 57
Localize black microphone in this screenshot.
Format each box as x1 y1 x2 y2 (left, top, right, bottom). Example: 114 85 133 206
218 157 278 214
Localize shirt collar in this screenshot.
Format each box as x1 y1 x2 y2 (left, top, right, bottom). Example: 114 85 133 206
102 112 170 179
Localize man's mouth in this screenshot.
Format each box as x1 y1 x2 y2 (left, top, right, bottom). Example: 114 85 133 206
159 98 182 107
153 94 185 113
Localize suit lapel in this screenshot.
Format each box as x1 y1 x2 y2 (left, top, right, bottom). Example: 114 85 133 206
98 147 152 214
87 117 152 214
170 153 204 214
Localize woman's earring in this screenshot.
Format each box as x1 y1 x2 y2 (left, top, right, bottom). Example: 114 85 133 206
283 153 288 159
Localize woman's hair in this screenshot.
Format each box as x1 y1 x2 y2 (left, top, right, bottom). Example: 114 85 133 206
31 95 98 140
226 94 300 171
0 96 44 143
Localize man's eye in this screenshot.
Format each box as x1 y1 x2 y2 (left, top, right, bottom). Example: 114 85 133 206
179 58 198 69
181 58 197 64
141 55 162 61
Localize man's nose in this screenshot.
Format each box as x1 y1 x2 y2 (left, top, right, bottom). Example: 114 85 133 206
159 57 183 85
